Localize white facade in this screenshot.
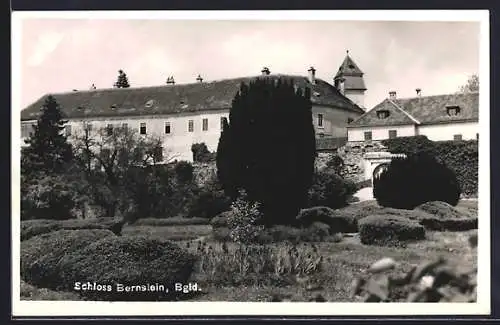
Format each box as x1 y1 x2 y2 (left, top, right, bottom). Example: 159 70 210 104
347 124 416 142
344 90 365 110
21 110 230 162
418 121 478 141
347 121 479 143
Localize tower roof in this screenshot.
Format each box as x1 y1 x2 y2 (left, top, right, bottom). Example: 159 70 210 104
335 51 364 78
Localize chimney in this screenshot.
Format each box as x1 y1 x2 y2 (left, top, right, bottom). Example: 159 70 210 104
389 91 397 99
166 76 175 85
196 74 203 83
261 67 270 76
90 83 96 90
416 88 422 97
308 66 316 85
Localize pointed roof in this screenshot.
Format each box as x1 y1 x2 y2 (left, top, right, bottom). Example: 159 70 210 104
335 51 364 78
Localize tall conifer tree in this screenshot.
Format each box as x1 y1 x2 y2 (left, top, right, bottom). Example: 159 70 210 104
216 77 316 225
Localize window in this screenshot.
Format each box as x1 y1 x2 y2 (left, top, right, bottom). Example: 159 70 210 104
122 123 128 129
318 133 325 138
21 124 33 138
106 124 113 136
202 118 208 131
388 130 397 139
140 122 147 135
454 134 463 141
317 114 323 127
153 146 163 163
347 117 354 124
377 110 390 119
446 106 461 116
220 117 228 130
65 125 72 136
364 131 372 141
165 122 171 134
188 120 194 132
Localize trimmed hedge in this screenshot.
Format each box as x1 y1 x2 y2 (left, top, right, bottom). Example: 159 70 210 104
382 136 478 197
210 211 232 228
359 215 426 246
307 170 358 209
373 153 461 209
415 201 475 219
56 236 198 301
21 229 116 287
418 217 478 231
21 220 62 241
21 218 125 241
296 206 358 233
133 217 210 227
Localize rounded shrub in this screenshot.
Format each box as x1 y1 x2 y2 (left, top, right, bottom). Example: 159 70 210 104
174 161 194 183
418 217 478 231
308 170 358 209
297 206 358 233
373 153 461 209
359 215 426 246
56 236 198 301
302 222 330 241
187 190 232 219
21 229 116 288
60 218 126 236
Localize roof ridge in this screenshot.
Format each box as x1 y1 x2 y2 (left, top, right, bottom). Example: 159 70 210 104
387 98 421 124
394 91 479 101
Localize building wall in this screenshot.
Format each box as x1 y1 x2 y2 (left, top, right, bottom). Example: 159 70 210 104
347 124 416 142
344 90 365 109
312 105 363 138
417 121 478 141
22 110 230 162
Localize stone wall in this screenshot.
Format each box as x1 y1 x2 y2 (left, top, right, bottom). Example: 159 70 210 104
193 162 217 187
316 141 388 183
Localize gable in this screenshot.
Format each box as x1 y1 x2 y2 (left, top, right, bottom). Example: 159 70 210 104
348 99 417 127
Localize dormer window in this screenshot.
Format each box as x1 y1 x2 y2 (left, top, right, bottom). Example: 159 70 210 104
145 99 156 108
446 105 461 116
376 110 390 119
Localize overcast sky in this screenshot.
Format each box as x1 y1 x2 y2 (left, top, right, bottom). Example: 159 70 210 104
17 18 480 110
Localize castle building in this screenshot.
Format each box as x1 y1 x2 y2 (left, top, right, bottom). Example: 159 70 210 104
21 54 367 161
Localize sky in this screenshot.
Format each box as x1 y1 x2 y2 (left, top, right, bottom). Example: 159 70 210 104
17 18 480 111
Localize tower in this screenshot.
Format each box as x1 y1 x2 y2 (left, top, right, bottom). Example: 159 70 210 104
334 50 367 110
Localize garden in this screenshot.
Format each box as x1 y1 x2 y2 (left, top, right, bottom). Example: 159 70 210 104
19 77 479 303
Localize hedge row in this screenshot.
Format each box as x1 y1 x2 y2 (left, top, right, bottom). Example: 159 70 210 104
382 136 478 196
21 218 125 241
132 217 210 227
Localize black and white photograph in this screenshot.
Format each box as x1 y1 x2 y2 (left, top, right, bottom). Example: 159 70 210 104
11 10 490 317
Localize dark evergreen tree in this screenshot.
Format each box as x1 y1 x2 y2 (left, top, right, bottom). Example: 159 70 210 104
22 95 73 175
114 69 130 88
216 77 316 225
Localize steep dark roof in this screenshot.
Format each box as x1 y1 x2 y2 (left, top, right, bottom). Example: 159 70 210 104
348 92 479 128
21 74 364 121
335 54 364 78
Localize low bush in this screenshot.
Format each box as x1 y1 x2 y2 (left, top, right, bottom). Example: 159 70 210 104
359 215 426 246
307 170 357 209
53 236 198 301
211 227 231 242
296 206 358 233
59 218 126 236
210 211 232 228
418 217 478 232
132 217 210 227
191 143 215 163
21 229 116 288
373 153 461 209
186 190 232 219
21 220 62 241
21 280 82 301
174 161 195 183
415 201 474 219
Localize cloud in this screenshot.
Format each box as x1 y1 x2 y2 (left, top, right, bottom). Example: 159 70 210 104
26 31 65 67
